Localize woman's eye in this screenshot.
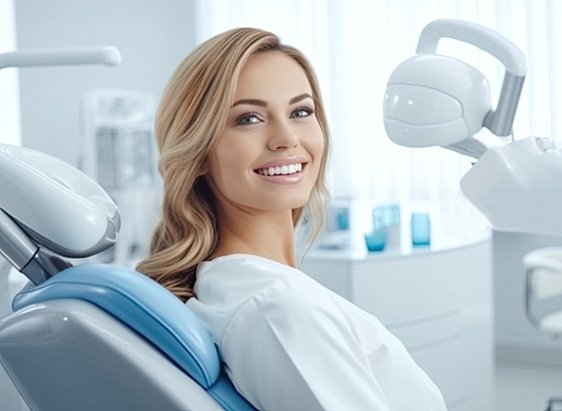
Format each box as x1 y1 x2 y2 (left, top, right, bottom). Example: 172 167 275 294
235 113 262 126
291 107 314 118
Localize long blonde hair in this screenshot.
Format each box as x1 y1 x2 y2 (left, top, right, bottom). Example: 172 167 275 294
136 28 330 301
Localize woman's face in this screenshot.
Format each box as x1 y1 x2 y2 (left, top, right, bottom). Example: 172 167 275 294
206 51 325 215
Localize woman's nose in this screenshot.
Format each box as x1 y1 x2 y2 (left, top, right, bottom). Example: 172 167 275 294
268 120 299 150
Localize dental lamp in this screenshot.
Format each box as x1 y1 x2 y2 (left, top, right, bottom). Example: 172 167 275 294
0 144 121 284
0 46 122 284
383 18 526 159
383 19 562 238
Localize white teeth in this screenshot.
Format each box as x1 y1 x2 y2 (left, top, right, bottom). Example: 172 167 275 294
257 163 303 176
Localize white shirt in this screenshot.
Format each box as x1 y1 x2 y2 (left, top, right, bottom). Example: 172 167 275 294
186 254 447 411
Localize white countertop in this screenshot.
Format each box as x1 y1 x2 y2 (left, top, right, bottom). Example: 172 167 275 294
302 197 492 262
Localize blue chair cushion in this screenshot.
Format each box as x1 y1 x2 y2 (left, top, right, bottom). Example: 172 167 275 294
12 264 220 388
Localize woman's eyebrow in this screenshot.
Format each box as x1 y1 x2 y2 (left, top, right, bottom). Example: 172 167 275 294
231 98 267 108
289 93 313 104
231 93 313 108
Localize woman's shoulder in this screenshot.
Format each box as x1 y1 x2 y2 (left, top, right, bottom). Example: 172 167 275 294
219 259 341 322
193 253 317 305
198 253 297 275
196 253 305 288
200 253 330 304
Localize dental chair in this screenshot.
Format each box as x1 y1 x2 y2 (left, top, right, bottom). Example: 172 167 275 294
524 247 562 411
524 247 562 337
0 143 256 410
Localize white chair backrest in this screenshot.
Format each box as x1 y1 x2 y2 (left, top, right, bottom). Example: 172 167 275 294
524 247 562 335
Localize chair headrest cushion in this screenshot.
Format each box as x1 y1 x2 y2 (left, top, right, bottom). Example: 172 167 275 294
12 263 221 388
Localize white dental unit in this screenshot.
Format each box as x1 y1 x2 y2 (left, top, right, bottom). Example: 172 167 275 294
383 19 562 336
0 19 561 411
383 18 562 411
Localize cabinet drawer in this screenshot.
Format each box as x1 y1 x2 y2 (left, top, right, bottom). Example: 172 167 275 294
351 245 489 326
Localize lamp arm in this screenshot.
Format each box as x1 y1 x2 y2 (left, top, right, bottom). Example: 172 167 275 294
0 46 121 70
482 72 526 136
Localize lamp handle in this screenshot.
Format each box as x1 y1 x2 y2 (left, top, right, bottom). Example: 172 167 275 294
417 19 526 76
417 19 526 136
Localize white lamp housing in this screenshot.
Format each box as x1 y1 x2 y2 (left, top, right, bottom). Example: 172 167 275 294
384 54 491 148
383 19 526 158
0 144 120 258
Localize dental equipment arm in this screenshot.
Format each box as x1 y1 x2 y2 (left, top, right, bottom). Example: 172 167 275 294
0 209 66 285
0 46 121 70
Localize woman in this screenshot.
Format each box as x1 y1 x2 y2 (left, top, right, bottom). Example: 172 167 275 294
137 27 447 411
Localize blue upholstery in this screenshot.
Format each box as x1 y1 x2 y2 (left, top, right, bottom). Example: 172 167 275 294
12 263 256 411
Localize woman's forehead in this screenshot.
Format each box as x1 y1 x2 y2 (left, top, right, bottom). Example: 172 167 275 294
233 51 312 103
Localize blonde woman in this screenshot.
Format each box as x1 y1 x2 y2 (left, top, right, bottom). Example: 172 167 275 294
137 28 447 411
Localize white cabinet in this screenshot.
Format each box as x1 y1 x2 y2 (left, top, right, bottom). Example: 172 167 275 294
302 238 494 411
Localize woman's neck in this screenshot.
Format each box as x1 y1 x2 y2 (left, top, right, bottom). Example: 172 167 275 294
212 207 297 267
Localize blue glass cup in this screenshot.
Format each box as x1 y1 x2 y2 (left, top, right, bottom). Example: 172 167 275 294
364 229 387 252
411 212 431 246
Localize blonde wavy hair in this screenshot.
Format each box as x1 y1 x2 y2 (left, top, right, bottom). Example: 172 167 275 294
136 27 331 302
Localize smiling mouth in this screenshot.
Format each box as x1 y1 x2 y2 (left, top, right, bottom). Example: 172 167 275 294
255 163 304 176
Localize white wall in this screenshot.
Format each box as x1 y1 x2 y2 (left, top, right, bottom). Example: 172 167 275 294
0 0 21 146
15 0 197 165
